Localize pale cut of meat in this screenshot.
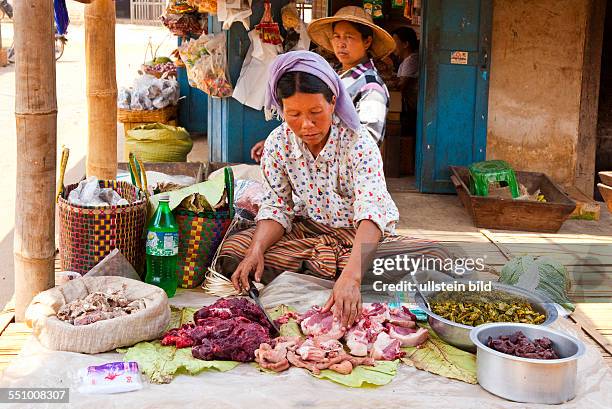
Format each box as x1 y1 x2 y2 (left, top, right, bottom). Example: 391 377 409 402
362 303 391 323
388 306 417 328
329 360 353 375
254 338 300 372
296 339 344 361
345 328 369 356
299 306 345 342
371 332 405 360
387 324 429 347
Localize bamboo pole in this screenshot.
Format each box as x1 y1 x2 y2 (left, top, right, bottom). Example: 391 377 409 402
85 0 117 180
13 0 57 321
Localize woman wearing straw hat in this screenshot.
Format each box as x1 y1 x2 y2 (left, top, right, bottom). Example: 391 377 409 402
250 6 395 162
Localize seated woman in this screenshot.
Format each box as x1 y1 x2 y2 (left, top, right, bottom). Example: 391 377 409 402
250 6 395 162
218 51 450 328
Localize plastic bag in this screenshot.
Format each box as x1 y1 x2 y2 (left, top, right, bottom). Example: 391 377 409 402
233 30 281 109
256 0 282 45
68 177 130 207
218 0 252 30
84 249 141 281
125 124 193 162
234 179 265 216
120 75 180 111
78 362 144 394
178 32 233 98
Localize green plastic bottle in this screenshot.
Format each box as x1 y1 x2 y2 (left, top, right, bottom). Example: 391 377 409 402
145 194 179 298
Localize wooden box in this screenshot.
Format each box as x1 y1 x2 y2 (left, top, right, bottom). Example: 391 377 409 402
450 166 576 233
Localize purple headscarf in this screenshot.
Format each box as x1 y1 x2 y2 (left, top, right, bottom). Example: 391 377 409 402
264 50 361 133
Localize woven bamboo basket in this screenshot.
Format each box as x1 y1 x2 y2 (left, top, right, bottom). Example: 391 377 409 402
117 105 177 124
58 180 148 275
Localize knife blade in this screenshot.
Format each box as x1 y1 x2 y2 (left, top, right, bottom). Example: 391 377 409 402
248 279 280 337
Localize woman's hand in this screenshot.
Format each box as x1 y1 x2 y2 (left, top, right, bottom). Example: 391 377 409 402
323 272 362 329
250 140 266 163
231 248 265 292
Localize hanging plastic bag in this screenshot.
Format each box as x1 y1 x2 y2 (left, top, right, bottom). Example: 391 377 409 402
233 30 282 109
256 0 282 45
217 0 252 30
178 32 233 98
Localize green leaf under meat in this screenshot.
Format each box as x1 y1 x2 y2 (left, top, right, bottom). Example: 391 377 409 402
401 326 477 384
121 340 239 384
313 360 399 388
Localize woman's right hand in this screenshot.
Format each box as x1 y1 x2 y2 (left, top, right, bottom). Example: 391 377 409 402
231 247 265 292
250 140 266 163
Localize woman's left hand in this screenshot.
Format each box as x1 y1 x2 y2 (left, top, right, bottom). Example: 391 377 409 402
323 272 362 329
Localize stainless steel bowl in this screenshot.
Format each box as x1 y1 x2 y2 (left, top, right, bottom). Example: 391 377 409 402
470 323 585 404
414 281 558 352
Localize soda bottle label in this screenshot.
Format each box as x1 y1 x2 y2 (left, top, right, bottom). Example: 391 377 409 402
146 231 179 256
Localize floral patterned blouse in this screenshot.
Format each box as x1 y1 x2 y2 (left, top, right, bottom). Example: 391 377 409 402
256 115 399 234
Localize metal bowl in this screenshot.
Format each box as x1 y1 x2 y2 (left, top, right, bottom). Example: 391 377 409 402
470 323 585 404
415 281 558 352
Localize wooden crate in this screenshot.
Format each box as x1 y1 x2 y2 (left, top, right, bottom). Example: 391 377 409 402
450 166 576 233
597 183 612 213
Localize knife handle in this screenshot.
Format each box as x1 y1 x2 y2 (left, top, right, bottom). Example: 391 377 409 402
248 279 259 298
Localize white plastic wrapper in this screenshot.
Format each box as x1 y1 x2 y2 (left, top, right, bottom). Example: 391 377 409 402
68 177 130 207
118 75 180 111
78 362 144 394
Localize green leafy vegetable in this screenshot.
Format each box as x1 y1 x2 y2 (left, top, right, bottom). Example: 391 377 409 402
313 360 399 388
401 326 477 384
122 341 238 384
499 255 575 311
149 173 225 215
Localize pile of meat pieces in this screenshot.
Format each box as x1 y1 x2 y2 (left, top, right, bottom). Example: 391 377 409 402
161 298 272 362
256 303 428 374
57 287 145 326
256 337 374 375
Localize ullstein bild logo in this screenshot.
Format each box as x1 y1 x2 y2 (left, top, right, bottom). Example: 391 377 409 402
371 255 487 276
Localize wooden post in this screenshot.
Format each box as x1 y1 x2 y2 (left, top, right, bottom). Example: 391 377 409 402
85 0 117 180
13 0 57 321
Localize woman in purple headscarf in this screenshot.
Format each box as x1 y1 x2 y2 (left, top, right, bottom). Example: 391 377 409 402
218 51 400 328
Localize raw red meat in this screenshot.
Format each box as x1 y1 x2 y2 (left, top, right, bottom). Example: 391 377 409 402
161 298 272 362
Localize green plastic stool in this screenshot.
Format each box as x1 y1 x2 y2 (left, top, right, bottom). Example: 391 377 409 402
468 160 520 198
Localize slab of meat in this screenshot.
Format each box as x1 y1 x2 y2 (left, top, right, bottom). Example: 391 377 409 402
162 298 272 362
194 297 271 330
362 303 391 323
299 306 345 342
388 306 417 328
343 313 386 357
296 339 343 361
386 324 429 347
371 332 405 360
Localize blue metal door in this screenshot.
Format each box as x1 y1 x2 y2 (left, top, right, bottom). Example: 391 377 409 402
416 0 492 193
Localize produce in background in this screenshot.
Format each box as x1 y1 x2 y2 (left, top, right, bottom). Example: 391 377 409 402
141 60 178 79
118 75 180 111
178 32 233 98
499 255 575 311
186 0 218 14
161 13 206 38
166 0 197 14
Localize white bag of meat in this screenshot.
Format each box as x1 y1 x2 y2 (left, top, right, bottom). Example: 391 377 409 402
25 276 171 354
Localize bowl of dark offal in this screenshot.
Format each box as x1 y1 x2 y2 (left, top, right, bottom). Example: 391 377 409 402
415 280 558 352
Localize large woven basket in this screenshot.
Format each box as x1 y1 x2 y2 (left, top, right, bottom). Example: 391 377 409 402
58 180 148 275
175 167 234 288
